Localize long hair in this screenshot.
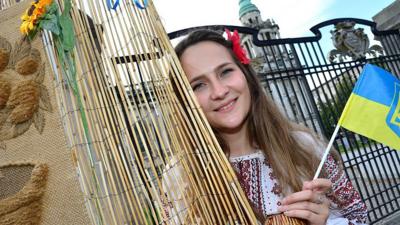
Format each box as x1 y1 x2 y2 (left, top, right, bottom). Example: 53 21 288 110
175 29 337 194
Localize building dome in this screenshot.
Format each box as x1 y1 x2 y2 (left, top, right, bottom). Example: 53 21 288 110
239 0 260 18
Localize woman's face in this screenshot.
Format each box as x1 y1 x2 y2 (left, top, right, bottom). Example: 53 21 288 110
180 41 251 133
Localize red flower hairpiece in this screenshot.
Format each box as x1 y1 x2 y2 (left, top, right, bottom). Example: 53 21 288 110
224 29 250 65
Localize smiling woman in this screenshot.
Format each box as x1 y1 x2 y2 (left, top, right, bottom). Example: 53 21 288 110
180 41 252 136
162 29 369 225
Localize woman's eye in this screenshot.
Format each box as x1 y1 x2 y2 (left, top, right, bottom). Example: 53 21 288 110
221 68 234 76
192 82 206 91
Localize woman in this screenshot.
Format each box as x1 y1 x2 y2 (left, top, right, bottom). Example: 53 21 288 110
165 29 367 225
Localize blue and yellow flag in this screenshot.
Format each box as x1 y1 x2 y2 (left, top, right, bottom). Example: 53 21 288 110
338 64 400 150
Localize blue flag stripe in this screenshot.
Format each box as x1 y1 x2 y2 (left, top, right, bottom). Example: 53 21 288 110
353 64 400 107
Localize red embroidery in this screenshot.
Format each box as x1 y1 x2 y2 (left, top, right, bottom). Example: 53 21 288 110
271 183 282 195
232 159 263 214
269 172 276 180
324 154 367 223
229 149 367 223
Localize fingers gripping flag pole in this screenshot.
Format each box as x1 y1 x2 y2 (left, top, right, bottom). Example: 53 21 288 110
314 64 400 179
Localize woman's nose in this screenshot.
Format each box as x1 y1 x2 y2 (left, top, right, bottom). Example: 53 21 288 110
210 80 229 100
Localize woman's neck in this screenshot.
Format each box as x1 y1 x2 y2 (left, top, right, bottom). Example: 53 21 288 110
220 121 255 157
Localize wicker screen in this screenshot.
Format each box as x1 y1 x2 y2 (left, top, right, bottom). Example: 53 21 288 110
42 0 257 224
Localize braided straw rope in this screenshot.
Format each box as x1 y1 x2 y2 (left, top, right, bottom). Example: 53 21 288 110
42 0 258 224
264 214 307 225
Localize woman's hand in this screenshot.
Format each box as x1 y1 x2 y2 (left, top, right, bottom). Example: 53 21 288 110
278 178 331 225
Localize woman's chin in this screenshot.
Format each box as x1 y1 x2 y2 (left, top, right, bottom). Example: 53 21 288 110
212 119 247 134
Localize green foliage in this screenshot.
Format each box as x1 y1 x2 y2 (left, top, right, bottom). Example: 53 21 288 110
318 77 354 137
318 63 393 138
59 0 75 51
27 27 39 41
39 12 60 35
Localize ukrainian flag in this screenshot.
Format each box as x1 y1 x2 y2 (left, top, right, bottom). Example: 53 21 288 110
338 64 400 150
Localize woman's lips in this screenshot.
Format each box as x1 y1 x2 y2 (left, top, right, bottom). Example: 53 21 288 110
215 98 237 112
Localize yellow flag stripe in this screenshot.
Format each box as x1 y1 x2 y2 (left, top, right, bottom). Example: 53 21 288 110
339 94 400 150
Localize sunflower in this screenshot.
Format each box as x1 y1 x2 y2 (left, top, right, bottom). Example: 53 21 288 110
35 0 52 8
20 0 53 35
20 12 35 35
34 0 52 15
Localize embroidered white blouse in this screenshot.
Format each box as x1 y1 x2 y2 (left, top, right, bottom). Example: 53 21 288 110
229 131 367 225
229 149 368 225
161 131 368 225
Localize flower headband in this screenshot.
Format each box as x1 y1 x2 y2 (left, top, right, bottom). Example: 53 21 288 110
224 29 250 65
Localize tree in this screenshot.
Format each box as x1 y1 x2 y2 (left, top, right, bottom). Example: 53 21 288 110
318 77 354 137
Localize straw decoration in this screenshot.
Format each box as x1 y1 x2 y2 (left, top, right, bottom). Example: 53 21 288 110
29 0 260 224
264 214 307 225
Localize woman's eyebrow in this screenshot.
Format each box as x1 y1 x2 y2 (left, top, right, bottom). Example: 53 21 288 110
188 74 205 84
214 62 232 72
189 62 233 83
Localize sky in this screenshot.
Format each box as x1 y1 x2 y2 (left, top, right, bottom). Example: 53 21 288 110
153 0 395 38
151 0 396 89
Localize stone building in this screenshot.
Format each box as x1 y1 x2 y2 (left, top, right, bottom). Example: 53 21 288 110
373 0 400 31
238 0 318 130
238 0 297 73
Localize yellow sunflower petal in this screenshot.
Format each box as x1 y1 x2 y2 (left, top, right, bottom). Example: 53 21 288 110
20 22 29 34
28 22 34 30
20 9 30 21
21 14 28 21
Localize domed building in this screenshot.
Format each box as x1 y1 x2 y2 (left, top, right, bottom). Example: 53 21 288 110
238 0 280 60
238 0 298 73
238 0 319 131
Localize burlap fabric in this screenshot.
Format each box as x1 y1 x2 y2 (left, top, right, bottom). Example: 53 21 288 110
0 162 48 225
0 0 20 11
0 1 91 224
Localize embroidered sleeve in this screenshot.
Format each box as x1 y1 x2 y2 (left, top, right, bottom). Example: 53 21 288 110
324 154 368 224
292 131 368 224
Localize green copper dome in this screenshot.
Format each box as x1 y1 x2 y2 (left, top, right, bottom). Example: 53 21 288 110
239 0 260 18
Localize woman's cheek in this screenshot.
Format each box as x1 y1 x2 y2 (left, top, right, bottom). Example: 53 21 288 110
195 93 209 110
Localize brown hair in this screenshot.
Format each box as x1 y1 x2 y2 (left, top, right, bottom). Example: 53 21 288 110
175 29 335 194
